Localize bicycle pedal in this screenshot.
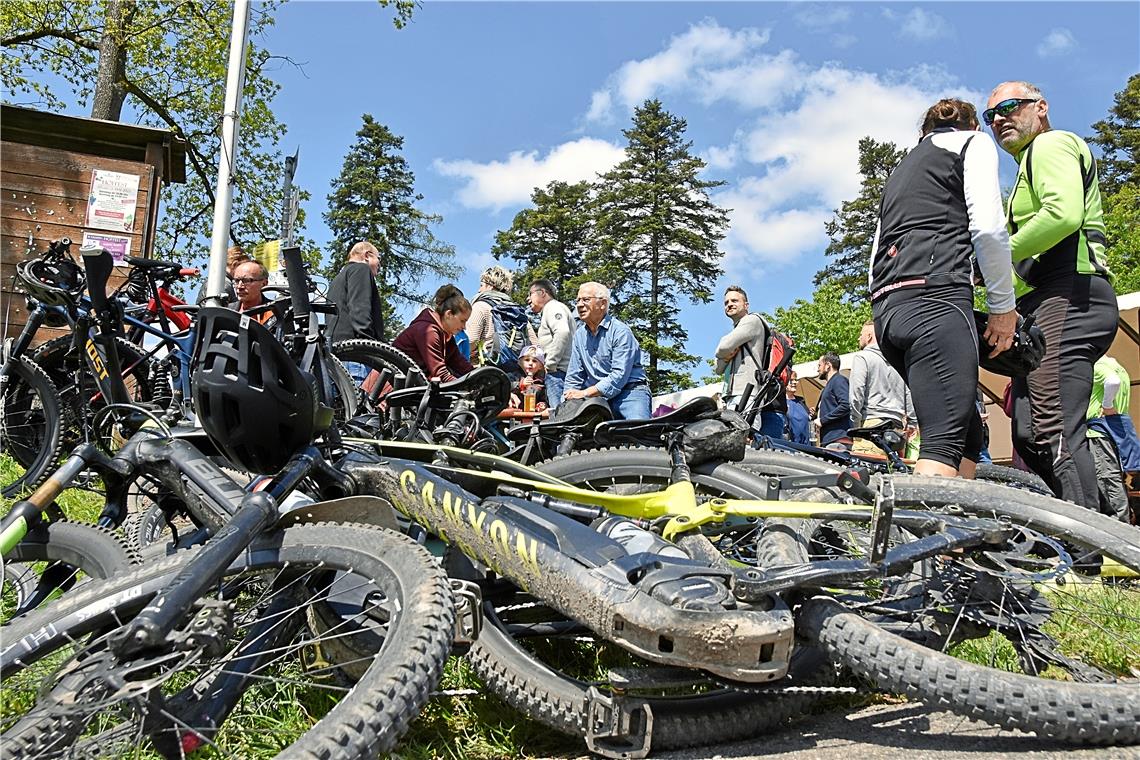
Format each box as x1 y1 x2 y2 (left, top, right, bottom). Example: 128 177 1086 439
450 578 482 653
585 686 653 759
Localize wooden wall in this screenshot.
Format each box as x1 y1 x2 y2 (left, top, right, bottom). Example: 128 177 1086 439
1 142 155 343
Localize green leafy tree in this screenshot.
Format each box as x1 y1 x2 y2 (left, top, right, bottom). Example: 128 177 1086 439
491 180 594 299
594 99 729 392
1088 74 1140 295
814 137 907 302
766 280 871 362
323 114 459 339
1 0 415 263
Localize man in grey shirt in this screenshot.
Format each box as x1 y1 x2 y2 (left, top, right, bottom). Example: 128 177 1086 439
849 320 914 454
715 285 785 439
527 278 574 409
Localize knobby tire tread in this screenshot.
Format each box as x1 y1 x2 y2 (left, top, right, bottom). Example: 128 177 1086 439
1 357 64 498
2 522 455 759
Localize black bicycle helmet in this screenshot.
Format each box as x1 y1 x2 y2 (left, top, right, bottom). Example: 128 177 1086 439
973 310 1047 377
15 252 86 308
192 307 326 474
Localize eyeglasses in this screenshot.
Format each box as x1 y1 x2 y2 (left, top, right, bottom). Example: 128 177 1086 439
983 98 1038 126
575 296 598 304
232 277 266 285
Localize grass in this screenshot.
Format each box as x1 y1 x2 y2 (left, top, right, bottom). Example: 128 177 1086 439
4 450 1137 756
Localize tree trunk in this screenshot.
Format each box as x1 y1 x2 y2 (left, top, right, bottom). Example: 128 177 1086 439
91 0 132 120
649 240 659 380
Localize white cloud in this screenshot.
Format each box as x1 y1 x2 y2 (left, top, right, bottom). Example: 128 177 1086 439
1037 28 1077 58
884 8 953 41
795 5 852 30
586 19 770 122
831 33 858 49
434 138 625 211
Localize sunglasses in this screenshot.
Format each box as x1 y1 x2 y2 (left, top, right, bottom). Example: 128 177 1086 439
983 98 1038 126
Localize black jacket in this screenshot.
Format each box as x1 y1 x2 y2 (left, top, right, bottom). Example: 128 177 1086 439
327 261 383 342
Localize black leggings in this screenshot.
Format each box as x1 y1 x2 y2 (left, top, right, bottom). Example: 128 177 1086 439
874 285 981 468
1010 274 1118 509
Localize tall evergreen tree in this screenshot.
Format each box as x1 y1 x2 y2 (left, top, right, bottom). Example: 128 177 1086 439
491 180 594 298
814 137 907 302
594 99 729 393
1089 74 1140 294
1088 73 1139 198
324 115 459 339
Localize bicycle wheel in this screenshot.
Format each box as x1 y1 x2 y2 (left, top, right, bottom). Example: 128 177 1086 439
33 335 161 451
1 356 64 497
973 462 1052 495
331 339 426 393
2 521 138 622
465 447 834 753
1 522 455 758
763 474 1140 745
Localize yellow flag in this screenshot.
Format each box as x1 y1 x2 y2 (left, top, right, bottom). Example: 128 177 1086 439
250 240 281 272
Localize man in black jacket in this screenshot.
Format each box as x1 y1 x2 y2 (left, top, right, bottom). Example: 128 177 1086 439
815 352 851 450
327 241 384 383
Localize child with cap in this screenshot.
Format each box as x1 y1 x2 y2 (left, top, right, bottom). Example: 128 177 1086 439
512 344 548 411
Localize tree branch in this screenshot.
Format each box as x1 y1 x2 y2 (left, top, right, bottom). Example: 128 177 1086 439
3 28 99 49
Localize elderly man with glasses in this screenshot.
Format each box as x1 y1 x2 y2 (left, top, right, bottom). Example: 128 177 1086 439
563 282 651 419
228 259 279 331
986 80 1118 510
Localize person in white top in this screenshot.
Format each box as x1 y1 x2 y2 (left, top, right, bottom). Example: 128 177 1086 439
527 278 574 409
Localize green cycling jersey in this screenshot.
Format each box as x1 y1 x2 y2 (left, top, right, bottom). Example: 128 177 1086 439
1007 129 1111 298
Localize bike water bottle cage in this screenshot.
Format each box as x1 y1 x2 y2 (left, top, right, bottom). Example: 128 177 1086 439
192 307 326 474
15 253 86 308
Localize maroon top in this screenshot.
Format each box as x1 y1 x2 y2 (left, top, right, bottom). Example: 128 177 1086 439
393 308 474 382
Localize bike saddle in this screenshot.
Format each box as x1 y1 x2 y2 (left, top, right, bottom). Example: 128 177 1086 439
125 255 183 271
847 419 900 439
594 396 718 447
504 397 613 443
386 366 512 422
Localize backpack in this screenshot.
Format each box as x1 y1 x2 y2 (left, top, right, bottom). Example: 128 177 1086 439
477 295 531 371
741 315 796 413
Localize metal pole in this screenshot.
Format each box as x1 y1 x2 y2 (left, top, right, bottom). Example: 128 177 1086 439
203 0 252 304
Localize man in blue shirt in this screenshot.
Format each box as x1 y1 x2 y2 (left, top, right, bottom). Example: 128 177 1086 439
815 352 851 450
563 281 651 420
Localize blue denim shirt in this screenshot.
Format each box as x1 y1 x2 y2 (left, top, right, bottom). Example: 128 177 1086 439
565 313 648 399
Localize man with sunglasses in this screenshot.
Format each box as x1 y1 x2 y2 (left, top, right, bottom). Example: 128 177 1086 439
986 81 1118 511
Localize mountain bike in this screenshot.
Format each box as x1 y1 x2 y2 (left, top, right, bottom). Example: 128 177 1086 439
331 392 1139 756
1 245 456 757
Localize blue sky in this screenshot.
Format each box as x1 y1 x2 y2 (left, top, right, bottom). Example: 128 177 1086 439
25 1 1140 367
255 1 1137 361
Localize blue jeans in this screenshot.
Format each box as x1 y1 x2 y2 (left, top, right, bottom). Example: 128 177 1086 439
610 384 651 420
343 361 370 386
545 370 566 410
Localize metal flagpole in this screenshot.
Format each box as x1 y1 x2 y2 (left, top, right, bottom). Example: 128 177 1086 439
203 0 252 303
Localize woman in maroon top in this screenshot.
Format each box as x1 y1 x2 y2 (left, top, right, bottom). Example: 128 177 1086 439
393 284 474 382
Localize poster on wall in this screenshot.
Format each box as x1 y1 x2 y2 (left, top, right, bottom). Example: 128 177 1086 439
81 231 132 264
86 169 140 233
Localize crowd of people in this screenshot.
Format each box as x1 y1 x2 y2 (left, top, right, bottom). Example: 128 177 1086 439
215 79 1133 523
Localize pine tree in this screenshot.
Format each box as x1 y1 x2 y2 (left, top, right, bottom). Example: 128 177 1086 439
324 115 459 338
491 180 594 299
814 137 907 302
594 100 729 393
1088 73 1140 198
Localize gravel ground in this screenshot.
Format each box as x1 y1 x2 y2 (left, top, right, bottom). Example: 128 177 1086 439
651 701 1140 760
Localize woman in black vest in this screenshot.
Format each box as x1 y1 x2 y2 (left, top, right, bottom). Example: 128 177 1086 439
868 99 1017 477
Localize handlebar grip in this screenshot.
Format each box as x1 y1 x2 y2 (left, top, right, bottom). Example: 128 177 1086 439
281 246 310 319
81 245 114 315
179 267 200 277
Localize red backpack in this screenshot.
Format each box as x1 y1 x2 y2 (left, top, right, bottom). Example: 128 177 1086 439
742 315 796 410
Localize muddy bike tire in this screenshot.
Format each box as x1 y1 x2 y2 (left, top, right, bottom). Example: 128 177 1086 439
1 356 64 498
764 474 1140 745
465 447 834 753
973 462 1052 495
3 521 139 621
1 522 455 759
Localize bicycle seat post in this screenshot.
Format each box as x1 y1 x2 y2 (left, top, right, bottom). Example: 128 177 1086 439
663 429 691 485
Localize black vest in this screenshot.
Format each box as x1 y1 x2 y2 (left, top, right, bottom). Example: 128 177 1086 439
870 129 975 300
